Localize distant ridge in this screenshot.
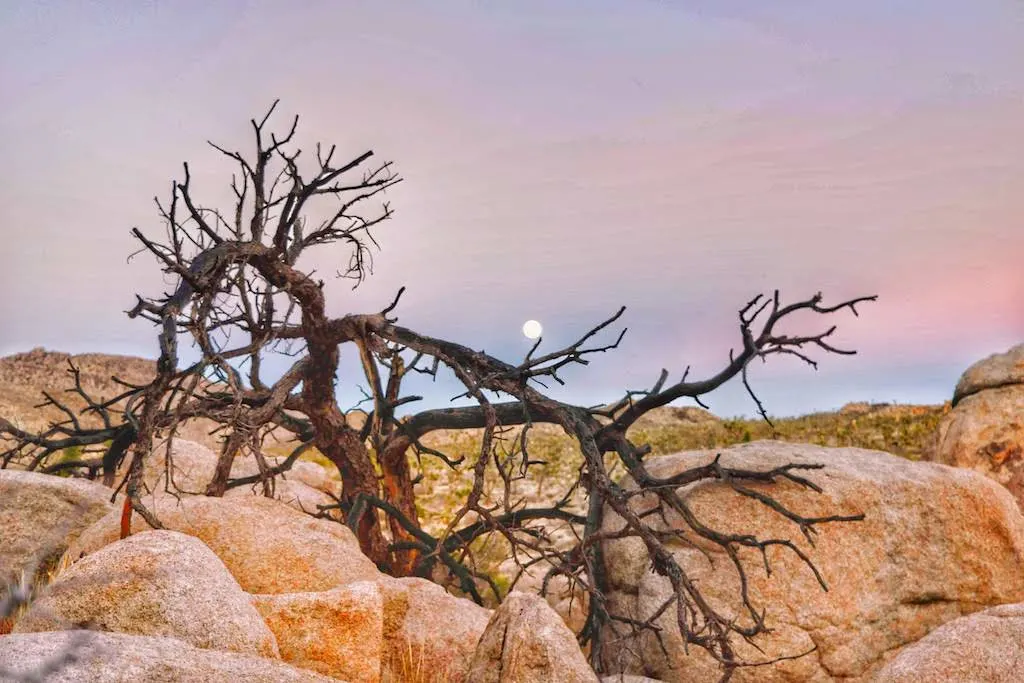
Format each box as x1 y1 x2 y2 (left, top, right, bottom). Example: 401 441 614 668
0 348 157 433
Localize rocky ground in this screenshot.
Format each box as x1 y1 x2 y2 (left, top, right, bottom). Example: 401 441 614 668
1 343 1023 682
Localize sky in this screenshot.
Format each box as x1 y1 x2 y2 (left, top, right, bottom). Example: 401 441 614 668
1 1 1022 418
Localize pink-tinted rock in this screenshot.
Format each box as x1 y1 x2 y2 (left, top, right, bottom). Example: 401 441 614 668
0 470 113 584
952 342 1024 405
379 576 491 683
0 631 339 682
600 441 1024 682
65 494 381 594
467 591 596 683
14 530 278 658
253 582 383 683
874 602 1024 682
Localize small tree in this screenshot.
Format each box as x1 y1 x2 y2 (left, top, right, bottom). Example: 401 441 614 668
1 102 875 680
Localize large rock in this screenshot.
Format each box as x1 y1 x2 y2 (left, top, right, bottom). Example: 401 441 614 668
873 602 1024 682
599 441 1024 682
497 558 589 633
467 591 597 683
65 494 381 594
145 438 337 495
14 530 278 658
224 477 341 520
379 576 492 683
251 575 491 683
952 342 1024 406
0 470 113 585
930 343 1024 503
0 631 339 682
930 386 1024 500
253 581 383 683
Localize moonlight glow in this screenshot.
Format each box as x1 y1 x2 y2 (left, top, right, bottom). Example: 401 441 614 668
522 320 543 340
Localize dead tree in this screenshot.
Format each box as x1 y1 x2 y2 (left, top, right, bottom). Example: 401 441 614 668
0 102 876 680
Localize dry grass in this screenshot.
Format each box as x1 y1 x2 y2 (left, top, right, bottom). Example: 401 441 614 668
2 547 77 633
375 400 951 600
2 349 952 607
382 641 460 683
273 400 950 601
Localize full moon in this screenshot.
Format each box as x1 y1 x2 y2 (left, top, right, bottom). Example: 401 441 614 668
522 320 543 340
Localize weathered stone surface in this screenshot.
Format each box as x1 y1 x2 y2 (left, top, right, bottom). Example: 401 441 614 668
250 576 491 683
952 342 1024 405
467 591 597 683
0 631 340 682
600 441 1024 682
65 494 381 594
145 439 339 518
874 602 1024 682
253 581 383 683
145 438 337 497
930 385 1024 501
380 576 491 683
600 677 665 683
224 477 341 520
275 458 336 494
497 558 589 633
0 470 113 584
14 530 278 658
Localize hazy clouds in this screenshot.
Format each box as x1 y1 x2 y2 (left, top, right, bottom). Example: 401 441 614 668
1 1 1022 416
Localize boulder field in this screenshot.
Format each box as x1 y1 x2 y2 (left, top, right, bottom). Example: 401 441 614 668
4 341 1024 682
598 441 1024 682
928 342 1024 503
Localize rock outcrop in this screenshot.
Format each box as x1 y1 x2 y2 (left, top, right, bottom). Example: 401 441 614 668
599 441 1024 682
140 439 340 517
379 576 492 683
0 631 339 682
253 582 383 683
952 342 1024 406
874 602 1024 682
145 439 336 493
14 530 278 658
496 557 589 633
252 576 493 683
930 343 1024 503
0 470 113 584
64 494 381 593
223 478 341 520
467 591 597 683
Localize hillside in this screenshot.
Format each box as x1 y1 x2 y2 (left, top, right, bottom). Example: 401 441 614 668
0 348 157 434
1 348 950 539
0 348 223 453
1 348 948 459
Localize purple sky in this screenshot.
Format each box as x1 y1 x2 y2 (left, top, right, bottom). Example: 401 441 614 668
2 1 1022 418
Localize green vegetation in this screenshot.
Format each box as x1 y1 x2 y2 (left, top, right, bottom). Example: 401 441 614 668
267 402 950 604
50 445 86 478
628 403 948 462
272 402 949 532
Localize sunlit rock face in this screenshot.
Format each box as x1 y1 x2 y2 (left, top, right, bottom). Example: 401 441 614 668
929 343 1024 503
14 530 280 659
952 343 1024 407
468 591 598 683
599 441 1024 682
0 631 337 682
0 469 113 585
64 494 382 594
874 602 1024 683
